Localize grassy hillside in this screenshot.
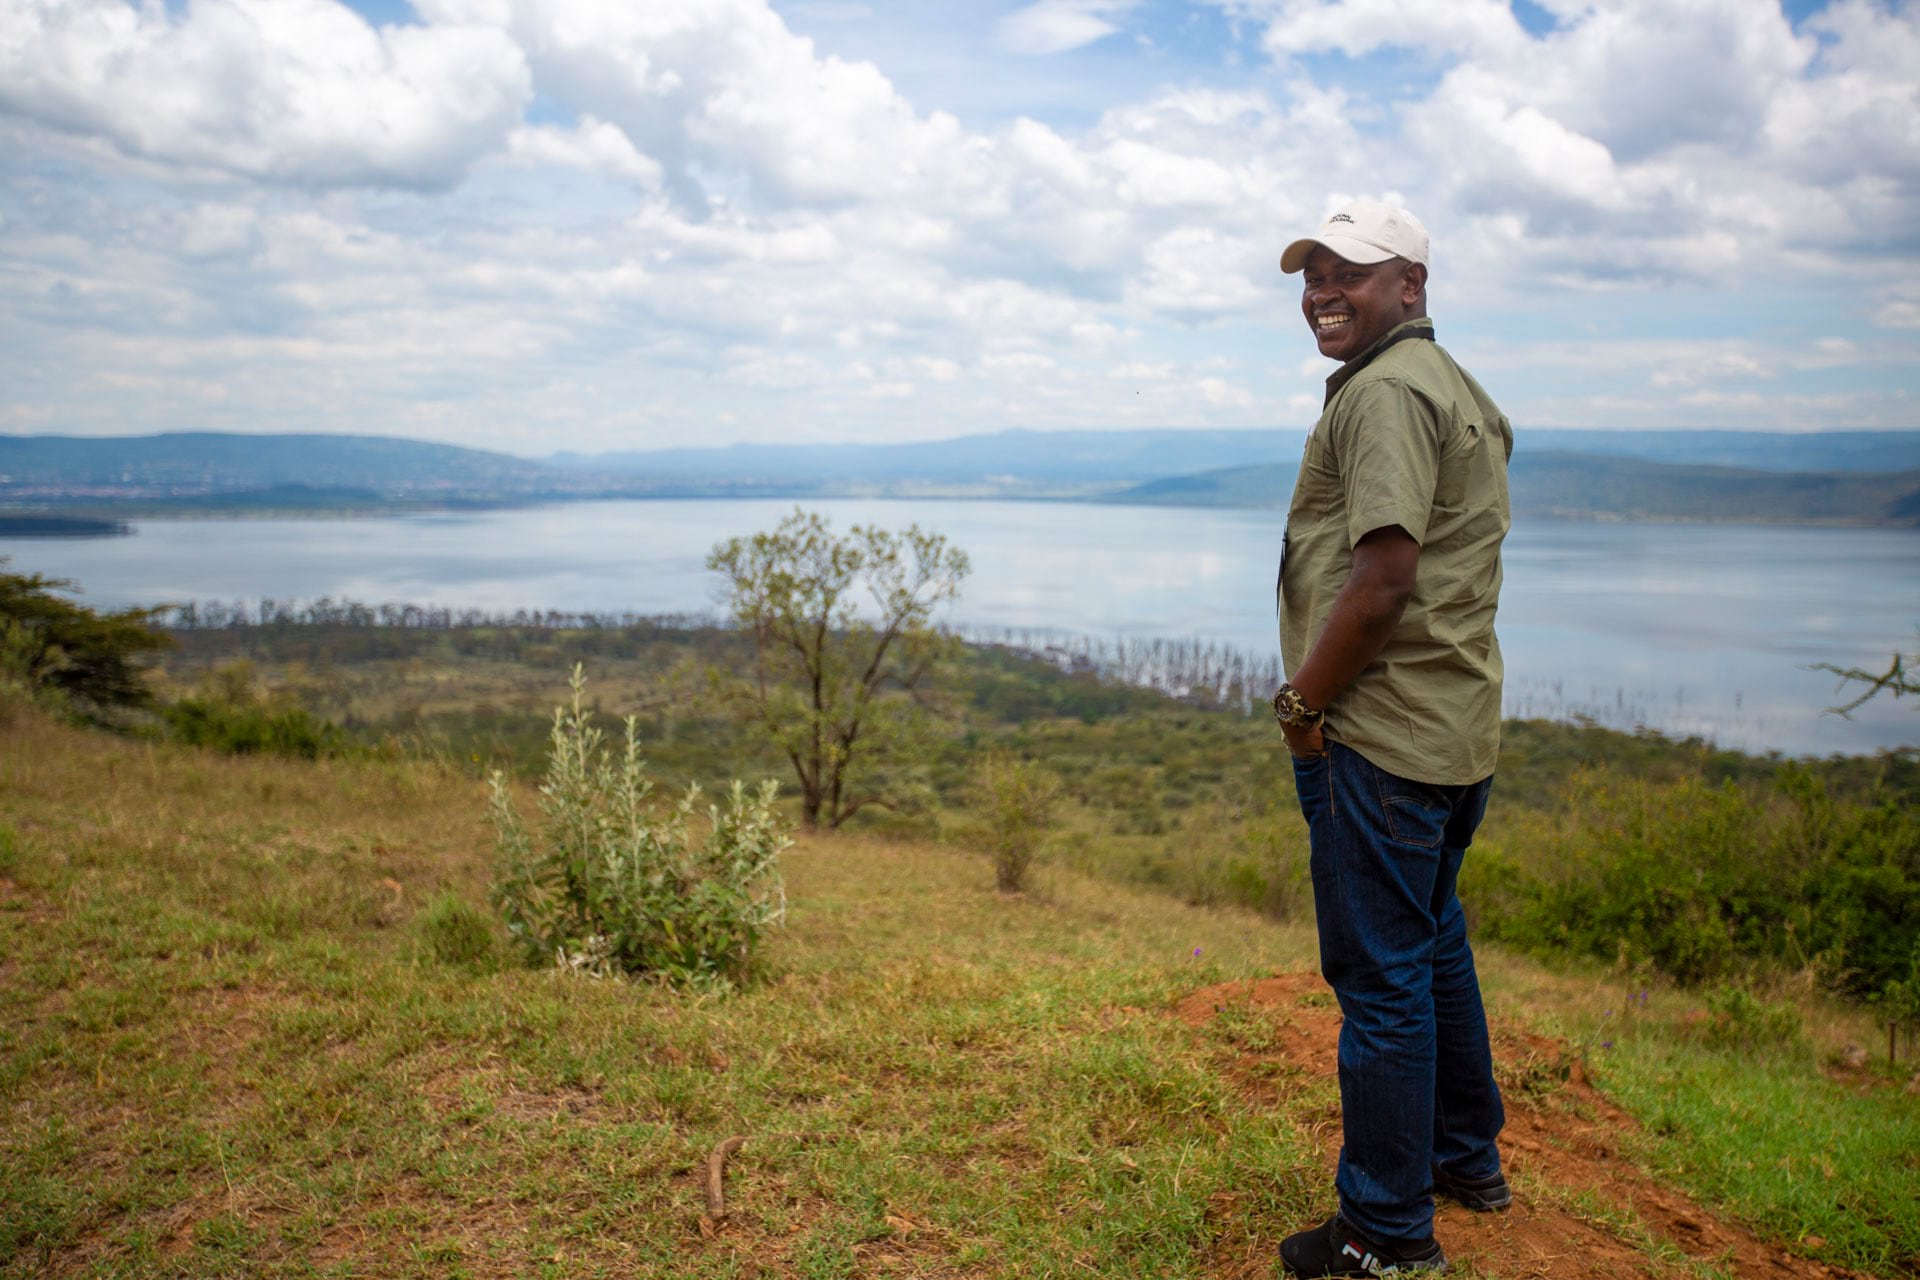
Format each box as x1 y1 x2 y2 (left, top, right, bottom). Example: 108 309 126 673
4 678 1918 1277
1111 452 1920 527
155 619 1920 995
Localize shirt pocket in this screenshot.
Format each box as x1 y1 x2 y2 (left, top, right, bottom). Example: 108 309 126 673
1432 416 1482 514
1294 425 1344 516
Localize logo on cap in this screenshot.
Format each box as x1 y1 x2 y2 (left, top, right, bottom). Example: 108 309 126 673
1328 213 1355 225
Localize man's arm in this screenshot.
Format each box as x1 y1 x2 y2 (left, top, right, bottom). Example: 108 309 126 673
1281 524 1420 757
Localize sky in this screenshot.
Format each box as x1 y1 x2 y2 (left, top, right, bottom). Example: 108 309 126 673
0 0 1916 458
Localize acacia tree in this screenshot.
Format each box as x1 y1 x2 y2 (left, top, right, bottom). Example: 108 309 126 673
706 510 969 829
1818 645 1917 716
1 562 170 719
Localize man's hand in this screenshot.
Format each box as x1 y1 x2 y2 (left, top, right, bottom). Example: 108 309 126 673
1281 720 1327 759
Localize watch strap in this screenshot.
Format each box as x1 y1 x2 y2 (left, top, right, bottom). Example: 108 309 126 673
1271 682 1324 730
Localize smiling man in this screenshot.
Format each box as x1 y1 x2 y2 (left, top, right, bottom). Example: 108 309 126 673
1270 200 1515 1277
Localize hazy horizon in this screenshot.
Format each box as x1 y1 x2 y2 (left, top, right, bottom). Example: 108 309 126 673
9 422 1920 465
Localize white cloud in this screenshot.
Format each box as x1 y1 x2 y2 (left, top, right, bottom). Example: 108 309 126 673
0 0 530 189
177 204 262 261
1130 226 1269 316
1196 375 1254 407
507 118 663 185
1220 0 1919 283
996 1 1138 55
1876 301 1920 330
418 0 973 209
788 3 873 18
1245 0 1527 61
982 350 1057 374
0 0 1913 450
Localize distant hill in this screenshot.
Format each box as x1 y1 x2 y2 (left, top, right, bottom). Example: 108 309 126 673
0 432 568 499
1111 452 1920 527
1520 429 1920 473
555 427 1920 484
5 429 1920 524
1511 453 1920 525
549 427 1302 492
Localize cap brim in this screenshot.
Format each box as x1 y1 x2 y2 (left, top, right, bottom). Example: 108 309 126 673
1279 233 1399 273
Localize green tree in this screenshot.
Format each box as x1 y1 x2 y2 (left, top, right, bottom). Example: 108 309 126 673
0 562 170 718
706 509 969 828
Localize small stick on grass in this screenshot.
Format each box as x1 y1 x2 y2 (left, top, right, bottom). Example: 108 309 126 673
705 1135 749 1219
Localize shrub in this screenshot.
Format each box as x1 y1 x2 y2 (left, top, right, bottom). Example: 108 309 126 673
1872 946 1920 1055
160 661 345 758
488 666 790 985
974 751 1060 893
1468 765 1920 1003
1221 807 1312 921
1700 986 1806 1053
420 891 498 971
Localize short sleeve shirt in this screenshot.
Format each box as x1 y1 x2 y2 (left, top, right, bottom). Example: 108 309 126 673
1278 317 1513 785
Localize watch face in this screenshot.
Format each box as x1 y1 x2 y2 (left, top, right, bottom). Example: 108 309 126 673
1271 687 1315 727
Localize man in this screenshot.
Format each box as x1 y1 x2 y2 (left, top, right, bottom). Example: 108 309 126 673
1269 199 1513 1277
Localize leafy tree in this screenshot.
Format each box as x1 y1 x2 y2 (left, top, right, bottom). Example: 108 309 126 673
706 509 969 828
0 561 170 718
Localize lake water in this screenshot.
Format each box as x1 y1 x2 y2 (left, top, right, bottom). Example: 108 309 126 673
6 499 1916 757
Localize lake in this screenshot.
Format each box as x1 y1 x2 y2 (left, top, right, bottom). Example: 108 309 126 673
5 499 1916 757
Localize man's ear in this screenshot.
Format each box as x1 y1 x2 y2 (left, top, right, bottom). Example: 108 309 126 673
1401 261 1428 305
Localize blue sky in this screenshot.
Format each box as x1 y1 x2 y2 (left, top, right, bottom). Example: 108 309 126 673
0 0 1915 455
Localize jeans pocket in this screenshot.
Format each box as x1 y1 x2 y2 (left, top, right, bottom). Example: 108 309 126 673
1291 749 1330 823
1374 772 1449 849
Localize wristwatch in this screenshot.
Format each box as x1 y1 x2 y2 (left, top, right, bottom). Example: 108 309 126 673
1270 682 1324 730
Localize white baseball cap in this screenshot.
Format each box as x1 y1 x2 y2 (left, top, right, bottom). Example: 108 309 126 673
1281 199 1430 273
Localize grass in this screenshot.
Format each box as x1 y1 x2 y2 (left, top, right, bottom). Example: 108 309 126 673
1462 961 1920 1275
1596 1036 1920 1272
1 701 1321 1277
4 693 1918 1278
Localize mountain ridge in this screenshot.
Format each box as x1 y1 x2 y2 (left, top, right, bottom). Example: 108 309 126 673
4 429 1920 525
1109 451 1920 526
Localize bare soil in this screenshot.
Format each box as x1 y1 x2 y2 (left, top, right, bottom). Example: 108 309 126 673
1177 973 1872 1280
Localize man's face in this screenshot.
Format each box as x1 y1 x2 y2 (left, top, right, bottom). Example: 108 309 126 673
1299 245 1425 364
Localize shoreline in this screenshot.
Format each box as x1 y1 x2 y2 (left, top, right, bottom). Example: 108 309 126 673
5 491 1918 530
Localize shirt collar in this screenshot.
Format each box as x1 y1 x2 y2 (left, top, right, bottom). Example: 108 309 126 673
1323 316 1436 407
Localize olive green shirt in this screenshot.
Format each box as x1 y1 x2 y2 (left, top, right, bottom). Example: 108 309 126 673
1278 317 1513 785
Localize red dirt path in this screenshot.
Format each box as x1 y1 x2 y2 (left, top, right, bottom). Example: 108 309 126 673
1177 973 1873 1280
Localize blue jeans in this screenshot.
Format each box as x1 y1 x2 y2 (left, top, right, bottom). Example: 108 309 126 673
1292 741 1505 1243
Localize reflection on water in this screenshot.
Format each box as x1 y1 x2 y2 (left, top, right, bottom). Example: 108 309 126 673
5 499 1915 756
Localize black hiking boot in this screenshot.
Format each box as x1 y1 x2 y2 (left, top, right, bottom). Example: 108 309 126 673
1279 1213 1448 1277
1431 1165 1512 1213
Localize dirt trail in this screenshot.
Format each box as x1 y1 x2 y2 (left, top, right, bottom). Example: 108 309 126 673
1178 973 1870 1280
